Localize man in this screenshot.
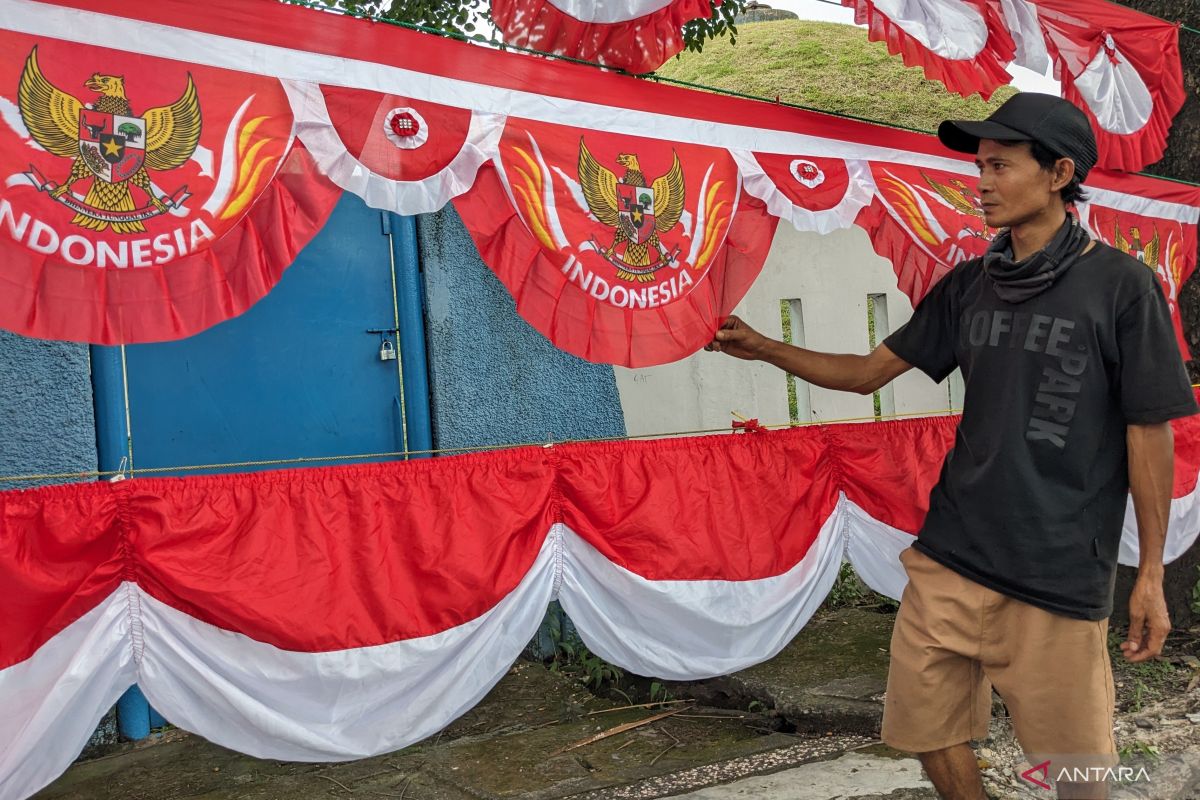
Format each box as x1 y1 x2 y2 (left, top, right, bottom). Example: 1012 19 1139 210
707 93 1196 800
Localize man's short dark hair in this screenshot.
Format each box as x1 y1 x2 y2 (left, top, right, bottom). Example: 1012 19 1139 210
1028 140 1089 205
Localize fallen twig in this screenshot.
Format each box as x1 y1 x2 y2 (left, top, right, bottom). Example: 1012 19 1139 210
556 705 692 753
586 700 689 716
846 738 884 751
674 713 746 720
649 743 678 766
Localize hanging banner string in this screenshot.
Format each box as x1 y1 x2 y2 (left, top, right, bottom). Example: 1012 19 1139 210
0 407 963 483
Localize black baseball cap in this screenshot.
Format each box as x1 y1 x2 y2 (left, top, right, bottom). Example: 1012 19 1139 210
938 93 1099 181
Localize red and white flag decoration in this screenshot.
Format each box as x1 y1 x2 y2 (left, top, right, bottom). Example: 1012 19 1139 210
1031 0 1186 175
491 0 723 74
456 118 778 365
4 411 1200 800
283 81 504 215
0 26 341 343
0 0 1197 359
840 0 1186 172
1081 193 1199 356
842 0 1017 99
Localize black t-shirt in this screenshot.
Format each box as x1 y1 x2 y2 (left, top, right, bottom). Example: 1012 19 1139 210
883 241 1197 620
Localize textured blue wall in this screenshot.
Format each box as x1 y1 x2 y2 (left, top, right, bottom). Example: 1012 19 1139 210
0 331 117 748
0 332 98 491
417 206 626 450
417 206 624 659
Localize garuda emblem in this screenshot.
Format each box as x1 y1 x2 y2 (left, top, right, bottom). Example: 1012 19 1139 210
578 139 685 283
1114 224 1160 268
18 47 201 234
924 174 996 240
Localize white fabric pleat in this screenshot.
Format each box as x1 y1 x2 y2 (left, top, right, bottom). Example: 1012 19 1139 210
557 517 845 680
0 589 136 800
997 0 1050 73
1120 465 1200 566
281 80 505 216
1071 38 1154 135
543 0 677 24
841 496 918 601
732 152 877 235
5 468 1200 799
870 0 989 60
138 535 557 762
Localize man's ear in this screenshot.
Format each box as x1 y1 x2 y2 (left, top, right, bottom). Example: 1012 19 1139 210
1051 158 1077 191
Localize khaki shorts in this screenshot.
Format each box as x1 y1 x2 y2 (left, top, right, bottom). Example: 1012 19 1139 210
881 545 1118 775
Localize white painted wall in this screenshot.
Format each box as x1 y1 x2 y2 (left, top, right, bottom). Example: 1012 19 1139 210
615 224 963 436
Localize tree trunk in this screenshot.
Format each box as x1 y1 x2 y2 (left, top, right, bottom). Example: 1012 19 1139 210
1107 0 1200 629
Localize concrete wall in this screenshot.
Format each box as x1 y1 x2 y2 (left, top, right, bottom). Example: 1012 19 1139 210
614 224 962 436
0 333 98 491
417 205 627 450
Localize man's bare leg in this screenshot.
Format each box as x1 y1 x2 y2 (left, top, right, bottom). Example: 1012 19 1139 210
917 742 988 800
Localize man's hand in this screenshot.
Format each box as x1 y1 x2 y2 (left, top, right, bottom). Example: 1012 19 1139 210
704 316 771 361
1121 575 1170 662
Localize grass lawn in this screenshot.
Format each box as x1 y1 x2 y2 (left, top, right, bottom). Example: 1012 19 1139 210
653 19 1018 134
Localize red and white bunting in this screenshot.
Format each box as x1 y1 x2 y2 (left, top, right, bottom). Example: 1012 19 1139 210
4 411 1200 800
838 0 1186 173
491 0 723 74
1032 0 1186 174
0 0 1197 357
842 0 1017 99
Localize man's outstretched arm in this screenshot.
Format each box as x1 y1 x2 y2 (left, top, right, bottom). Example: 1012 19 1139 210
705 315 914 395
1122 421 1174 663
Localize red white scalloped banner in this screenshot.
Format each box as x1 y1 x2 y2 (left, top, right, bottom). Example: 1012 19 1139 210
2 0 1198 362
0 26 342 343
491 0 723 74
840 0 1185 173
5 412 1200 800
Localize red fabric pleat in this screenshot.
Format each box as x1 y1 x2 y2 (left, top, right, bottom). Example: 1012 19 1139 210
490 0 721 74
1034 0 1186 174
0 483 126 670
555 428 838 581
4 407 1200 668
830 415 960 535
1172 412 1200 498
853 198 954 306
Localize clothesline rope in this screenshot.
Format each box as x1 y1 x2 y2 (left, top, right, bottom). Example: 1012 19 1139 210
8 375 1200 484
0 407 963 484
277 0 1200 189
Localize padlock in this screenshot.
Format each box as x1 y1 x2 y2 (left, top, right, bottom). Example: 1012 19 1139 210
379 338 396 361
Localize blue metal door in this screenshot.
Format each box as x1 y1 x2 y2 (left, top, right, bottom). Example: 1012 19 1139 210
91 193 432 737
